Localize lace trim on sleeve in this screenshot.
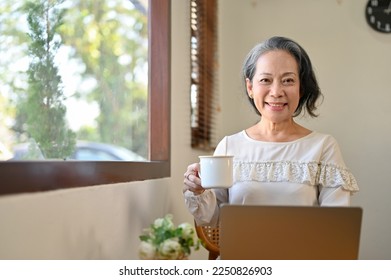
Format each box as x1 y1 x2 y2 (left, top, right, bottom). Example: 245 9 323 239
318 163 359 192
234 161 359 192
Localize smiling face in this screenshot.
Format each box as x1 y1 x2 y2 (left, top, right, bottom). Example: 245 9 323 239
246 50 300 124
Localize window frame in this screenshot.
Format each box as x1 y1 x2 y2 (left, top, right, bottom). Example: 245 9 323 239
0 0 171 196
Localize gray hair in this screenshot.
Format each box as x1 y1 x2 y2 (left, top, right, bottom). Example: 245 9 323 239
242 36 323 117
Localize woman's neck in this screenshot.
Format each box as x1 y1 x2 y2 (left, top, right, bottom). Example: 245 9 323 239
246 118 311 142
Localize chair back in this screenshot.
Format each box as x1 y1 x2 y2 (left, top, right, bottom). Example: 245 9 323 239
194 221 220 260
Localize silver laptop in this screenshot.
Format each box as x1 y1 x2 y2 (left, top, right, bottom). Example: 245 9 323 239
219 205 363 260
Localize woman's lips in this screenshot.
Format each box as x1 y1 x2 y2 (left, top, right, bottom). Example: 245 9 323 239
265 102 287 111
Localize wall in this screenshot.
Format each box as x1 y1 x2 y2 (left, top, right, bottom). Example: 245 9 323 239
0 0 390 260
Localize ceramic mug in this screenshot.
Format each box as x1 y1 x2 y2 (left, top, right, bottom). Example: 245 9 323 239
198 155 234 189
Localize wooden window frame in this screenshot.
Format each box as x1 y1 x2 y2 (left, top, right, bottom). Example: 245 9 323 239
0 0 171 196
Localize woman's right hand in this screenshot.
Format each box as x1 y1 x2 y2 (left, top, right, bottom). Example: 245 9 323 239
183 162 205 195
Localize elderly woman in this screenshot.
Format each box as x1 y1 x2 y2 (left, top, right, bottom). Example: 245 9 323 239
183 36 359 226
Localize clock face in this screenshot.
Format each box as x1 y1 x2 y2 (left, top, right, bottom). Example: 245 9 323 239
365 0 391 33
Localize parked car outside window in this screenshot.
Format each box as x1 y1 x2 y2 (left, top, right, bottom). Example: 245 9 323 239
9 140 145 161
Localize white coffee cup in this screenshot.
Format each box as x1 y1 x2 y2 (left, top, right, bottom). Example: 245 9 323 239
199 155 234 189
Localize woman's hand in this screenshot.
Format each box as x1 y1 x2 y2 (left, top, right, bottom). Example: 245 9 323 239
183 162 205 195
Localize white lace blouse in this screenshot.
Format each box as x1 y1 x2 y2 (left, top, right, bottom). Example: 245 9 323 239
184 131 359 226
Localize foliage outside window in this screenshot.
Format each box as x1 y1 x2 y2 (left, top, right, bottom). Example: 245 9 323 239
0 0 148 160
23 0 77 159
0 0 170 195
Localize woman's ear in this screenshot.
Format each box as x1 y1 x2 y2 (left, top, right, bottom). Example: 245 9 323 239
246 78 253 98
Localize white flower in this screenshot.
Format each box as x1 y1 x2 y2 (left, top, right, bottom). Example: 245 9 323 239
138 241 156 260
178 223 195 239
154 214 174 230
153 217 165 228
158 238 181 260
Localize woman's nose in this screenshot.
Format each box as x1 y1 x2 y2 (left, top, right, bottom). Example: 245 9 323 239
269 82 283 97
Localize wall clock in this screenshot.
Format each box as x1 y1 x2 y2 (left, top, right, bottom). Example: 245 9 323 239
365 0 391 33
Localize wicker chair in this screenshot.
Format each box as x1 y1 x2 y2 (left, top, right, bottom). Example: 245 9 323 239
194 221 220 260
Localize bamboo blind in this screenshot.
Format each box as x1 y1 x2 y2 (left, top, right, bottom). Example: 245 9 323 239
190 0 217 151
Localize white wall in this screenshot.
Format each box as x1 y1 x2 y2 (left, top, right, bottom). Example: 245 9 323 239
0 0 390 260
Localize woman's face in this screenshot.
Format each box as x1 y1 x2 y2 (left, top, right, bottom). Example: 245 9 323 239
246 50 300 124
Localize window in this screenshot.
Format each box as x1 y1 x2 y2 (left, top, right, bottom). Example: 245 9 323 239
0 0 170 195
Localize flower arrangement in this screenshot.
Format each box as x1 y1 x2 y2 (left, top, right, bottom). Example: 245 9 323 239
138 214 200 260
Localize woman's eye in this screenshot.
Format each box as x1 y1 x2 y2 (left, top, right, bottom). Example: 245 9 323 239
259 78 270 84
282 78 295 85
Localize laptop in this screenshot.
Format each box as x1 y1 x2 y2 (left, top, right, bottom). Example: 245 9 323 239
219 204 363 260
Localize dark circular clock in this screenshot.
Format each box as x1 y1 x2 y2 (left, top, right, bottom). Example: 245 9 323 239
365 0 391 33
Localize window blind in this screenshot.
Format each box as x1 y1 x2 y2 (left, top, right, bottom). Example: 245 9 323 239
190 0 217 151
